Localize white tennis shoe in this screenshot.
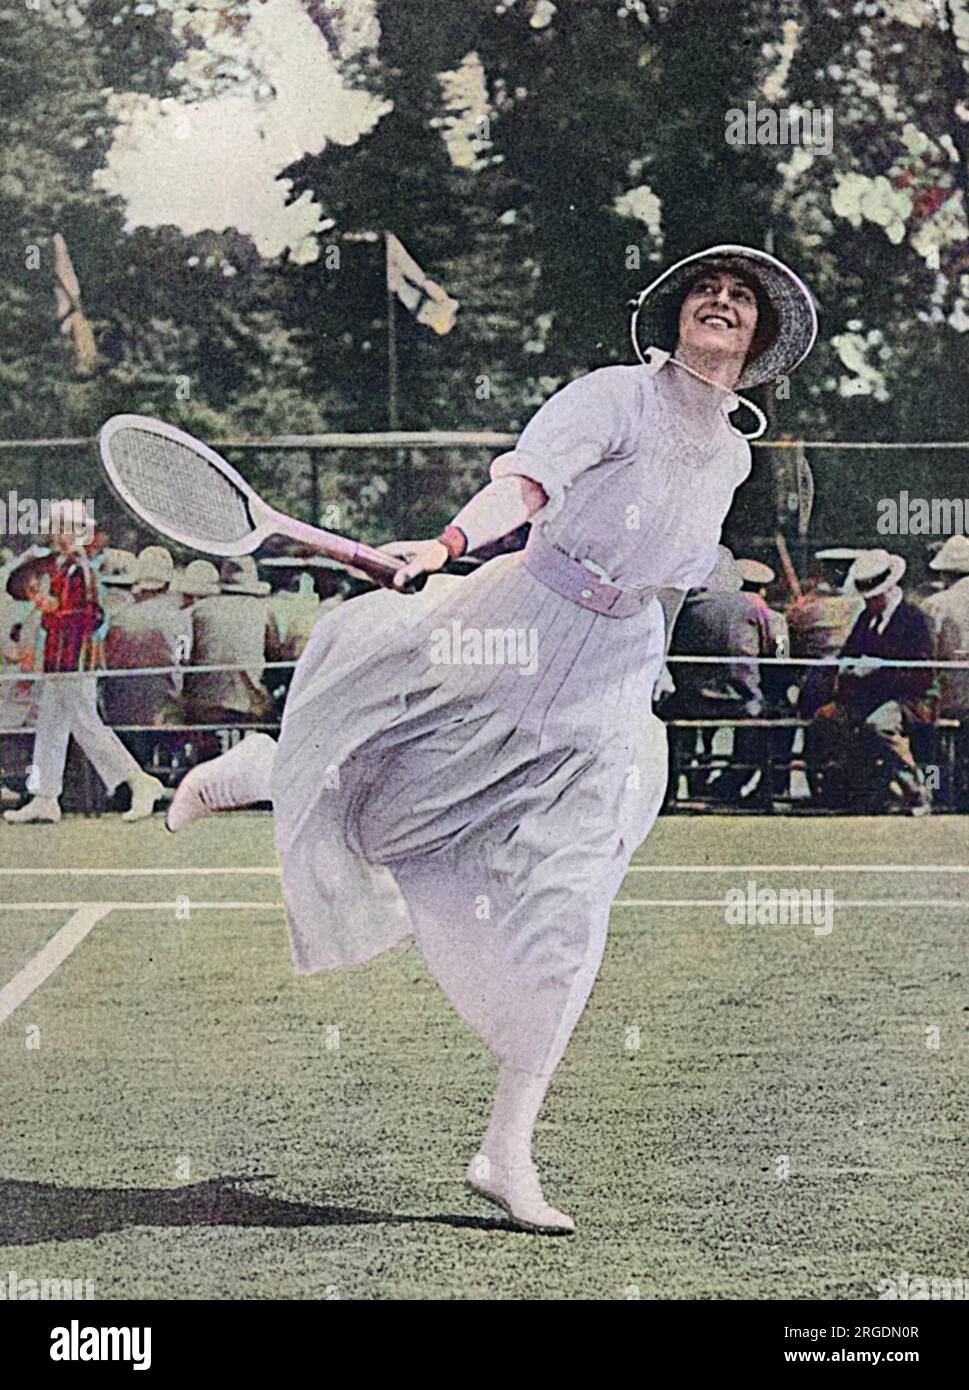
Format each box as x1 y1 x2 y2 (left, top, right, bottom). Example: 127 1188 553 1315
466 1154 575 1234
3 795 61 824
166 733 276 833
122 774 165 822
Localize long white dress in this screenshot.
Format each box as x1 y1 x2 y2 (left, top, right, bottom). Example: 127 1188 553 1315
272 364 751 1077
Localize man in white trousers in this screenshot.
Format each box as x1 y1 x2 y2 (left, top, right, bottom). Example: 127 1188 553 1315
3 503 163 825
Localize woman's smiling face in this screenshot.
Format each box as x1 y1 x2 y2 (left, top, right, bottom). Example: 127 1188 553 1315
676 269 759 363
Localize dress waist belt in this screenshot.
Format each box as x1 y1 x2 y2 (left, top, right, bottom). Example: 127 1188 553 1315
522 529 660 618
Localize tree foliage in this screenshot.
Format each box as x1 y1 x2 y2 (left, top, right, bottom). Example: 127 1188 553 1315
0 0 966 545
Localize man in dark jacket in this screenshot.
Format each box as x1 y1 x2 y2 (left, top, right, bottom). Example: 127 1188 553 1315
806 550 935 814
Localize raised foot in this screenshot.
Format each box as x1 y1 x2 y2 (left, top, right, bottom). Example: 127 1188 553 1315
166 733 275 833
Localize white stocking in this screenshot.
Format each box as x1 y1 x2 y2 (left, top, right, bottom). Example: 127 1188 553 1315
479 1062 553 1171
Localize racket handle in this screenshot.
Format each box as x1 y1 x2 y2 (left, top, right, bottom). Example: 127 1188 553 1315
344 542 459 593
266 513 451 592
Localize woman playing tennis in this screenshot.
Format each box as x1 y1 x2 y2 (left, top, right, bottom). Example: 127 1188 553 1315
168 245 817 1233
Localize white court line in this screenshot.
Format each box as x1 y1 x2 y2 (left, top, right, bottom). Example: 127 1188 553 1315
1 898 964 912
614 899 966 909
0 901 285 911
626 864 969 875
0 904 113 1025
0 866 281 877
0 862 967 877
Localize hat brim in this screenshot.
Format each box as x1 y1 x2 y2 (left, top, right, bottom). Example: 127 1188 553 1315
737 559 775 585
221 581 271 597
929 550 969 573
631 244 818 388
846 556 907 598
815 548 865 562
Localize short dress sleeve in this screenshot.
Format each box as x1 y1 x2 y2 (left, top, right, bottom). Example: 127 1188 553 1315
491 367 636 519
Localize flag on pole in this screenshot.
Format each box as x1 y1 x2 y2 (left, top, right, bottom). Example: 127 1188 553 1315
53 233 97 376
385 233 459 335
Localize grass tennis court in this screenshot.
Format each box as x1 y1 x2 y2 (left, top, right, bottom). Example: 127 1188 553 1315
1 812 966 1300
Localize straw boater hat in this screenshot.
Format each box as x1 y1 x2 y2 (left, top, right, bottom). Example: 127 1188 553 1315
815 547 865 562
630 244 818 389
175 559 221 597
220 555 270 596
736 558 775 587
99 549 137 587
929 534 969 574
845 549 907 599
133 545 174 593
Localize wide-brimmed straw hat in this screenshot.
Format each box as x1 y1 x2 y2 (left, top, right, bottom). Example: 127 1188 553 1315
175 559 221 597
133 545 174 593
99 549 137 586
845 549 907 599
815 547 865 562
630 244 818 388
736 558 775 587
220 555 270 596
929 534 969 574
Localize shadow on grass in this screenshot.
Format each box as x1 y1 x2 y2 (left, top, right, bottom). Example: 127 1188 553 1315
0 1174 532 1244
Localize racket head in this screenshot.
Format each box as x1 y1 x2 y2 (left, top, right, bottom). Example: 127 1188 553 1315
98 414 274 557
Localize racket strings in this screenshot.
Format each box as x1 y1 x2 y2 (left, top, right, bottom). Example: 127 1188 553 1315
107 428 254 544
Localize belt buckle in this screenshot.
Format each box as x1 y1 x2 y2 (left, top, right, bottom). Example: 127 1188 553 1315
578 560 619 612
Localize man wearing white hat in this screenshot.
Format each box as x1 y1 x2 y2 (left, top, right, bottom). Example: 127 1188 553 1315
921 534 969 720
806 549 935 814
787 548 866 718
102 546 193 731
3 504 164 823
96 549 137 620
182 556 278 724
174 560 222 604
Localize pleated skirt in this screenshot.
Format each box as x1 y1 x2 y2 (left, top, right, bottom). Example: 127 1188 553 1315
272 550 668 1076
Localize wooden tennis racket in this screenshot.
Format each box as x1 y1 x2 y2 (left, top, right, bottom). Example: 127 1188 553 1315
98 414 407 589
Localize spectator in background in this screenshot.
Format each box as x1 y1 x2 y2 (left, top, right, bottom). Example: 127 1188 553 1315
2 504 163 824
736 556 776 599
102 546 193 734
264 560 323 707
921 537 969 788
182 556 278 724
174 560 221 610
662 546 788 801
908 539 947 609
736 557 790 714
806 549 935 815
917 536 967 711
1 553 42 803
1 547 39 723
787 547 866 718
266 562 322 661
97 549 137 619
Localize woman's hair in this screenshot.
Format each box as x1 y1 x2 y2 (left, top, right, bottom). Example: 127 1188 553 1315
658 261 780 369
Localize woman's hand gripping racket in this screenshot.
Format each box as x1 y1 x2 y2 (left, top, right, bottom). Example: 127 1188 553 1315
98 414 410 589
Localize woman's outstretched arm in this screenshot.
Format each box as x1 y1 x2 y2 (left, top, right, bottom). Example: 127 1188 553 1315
391 455 546 588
